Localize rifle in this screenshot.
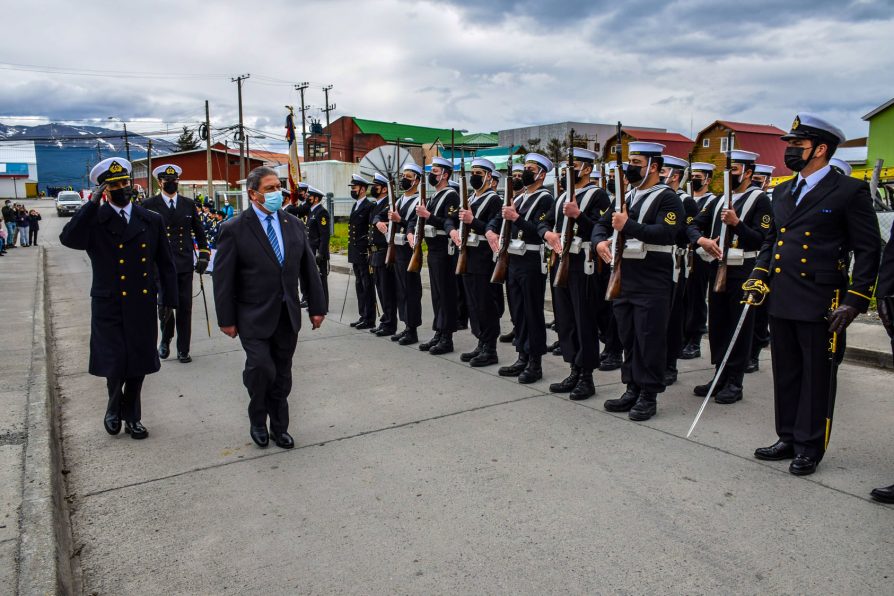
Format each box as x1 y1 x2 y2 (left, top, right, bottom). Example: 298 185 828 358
714 131 735 293
553 129 576 289
605 121 627 300
408 162 426 273
455 149 471 275
490 159 514 284
384 173 398 266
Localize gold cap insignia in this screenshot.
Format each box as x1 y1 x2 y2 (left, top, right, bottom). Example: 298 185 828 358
792 116 801 130
165 166 176 175
109 161 123 174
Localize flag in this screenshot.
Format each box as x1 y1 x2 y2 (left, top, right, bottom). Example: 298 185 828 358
285 112 302 191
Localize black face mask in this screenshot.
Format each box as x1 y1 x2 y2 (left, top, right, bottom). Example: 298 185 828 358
399 178 412 191
162 180 178 194
784 145 816 172
691 179 704 192
658 176 667 185
427 172 440 187
512 178 524 192
521 170 537 187
624 165 644 185
470 174 485 190
108 187 133 207
350 190 360 200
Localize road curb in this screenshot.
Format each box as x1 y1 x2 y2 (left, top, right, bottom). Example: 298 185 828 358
844 345 893 369
17 246 76 595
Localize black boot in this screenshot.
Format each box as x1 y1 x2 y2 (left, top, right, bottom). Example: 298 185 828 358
429 333 454 355
744 357 760 374
419 332 442 352
694 370 726 397
680 341 701 360
604 385 639 412
629 392 657 421
158 340 170 359
398 327 419 346
549 366 580 393
518 355 542 384
499 353 528 377
569 370 595 401
470 342 498 367
598 352 623 371
461 341 483 362
391 328 407 342
499 330 515 343
663 367 678 386
715 373 744 404
547 340 560 352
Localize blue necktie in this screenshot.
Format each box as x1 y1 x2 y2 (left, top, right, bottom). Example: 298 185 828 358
792 179 807 207
265 215 283 265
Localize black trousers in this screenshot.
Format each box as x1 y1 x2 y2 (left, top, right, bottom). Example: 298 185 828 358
372 261 397 332
456 275 469 327
352 260 376 324
29 228 38 245
751 305 771 360
769 316 844 460
316 257 329 312
614 292 671 394
595 268 622 355
159 270 194 355
428 250 458 334
464 271 501 344
684 258 711 345
239 304 299 434
666 276 687 371
394 255 422 329
106 375 144 423
553 265 600 371
707 283 754 376
507 258 547 357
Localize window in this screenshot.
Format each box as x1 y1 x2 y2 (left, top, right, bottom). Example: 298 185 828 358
702 138 710 148
720 135 734 153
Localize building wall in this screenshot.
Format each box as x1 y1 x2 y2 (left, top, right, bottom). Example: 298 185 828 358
132 151 261 195
499 122 663 154
691 123 738 194
867 106 894 169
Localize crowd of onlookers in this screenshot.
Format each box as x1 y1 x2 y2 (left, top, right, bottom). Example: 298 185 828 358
195 195 235 249
0 199 41 255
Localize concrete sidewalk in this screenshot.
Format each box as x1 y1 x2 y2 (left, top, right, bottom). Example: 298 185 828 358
37 210 893 593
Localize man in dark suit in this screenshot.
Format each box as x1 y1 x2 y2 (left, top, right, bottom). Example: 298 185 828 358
746 113 881 476
142 164 210 363
304 185 331 312
871 218 894 503
60 157 178 440
346 174 376 328
368 172 398 337
212 166 326 449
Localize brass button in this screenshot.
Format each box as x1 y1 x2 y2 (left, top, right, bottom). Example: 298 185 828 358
121 291 127 296
143 272 148 277
780 227 786 233
801 258 807 263
803 245 808 250
119 259 124 264
800 272 807 277
774 267 781 273
141 257 146 262
141 243 147 248
775 254 781 260
118 243 123 249
805 232 811 237
777 241 783 246
120 275 126 280
142 289 148 294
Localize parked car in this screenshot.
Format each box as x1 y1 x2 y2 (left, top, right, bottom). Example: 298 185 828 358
56 191 84 216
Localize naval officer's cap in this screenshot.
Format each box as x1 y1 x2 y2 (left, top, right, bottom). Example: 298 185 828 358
829 157 852 176
90 157 132 185
372 172 390 186
349 174 370 187
152 163 182 179
781 113 846 146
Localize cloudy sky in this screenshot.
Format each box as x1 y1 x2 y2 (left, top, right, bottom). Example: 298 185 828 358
2 0 892 153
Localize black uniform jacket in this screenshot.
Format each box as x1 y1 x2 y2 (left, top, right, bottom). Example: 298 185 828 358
417 187 460 253
212 206 326 340
368 197 390 267
486 187 554 271
306 204 331 260
60 200 178 378
142 193 208 273
347 199 373 264
751 169 880 321
538 183 611 266
455 189 502 276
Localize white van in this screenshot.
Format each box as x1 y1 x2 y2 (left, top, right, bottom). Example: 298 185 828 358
56 191 84 216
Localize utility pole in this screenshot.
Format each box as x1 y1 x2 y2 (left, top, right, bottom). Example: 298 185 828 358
294 82 309 162
224 140 230 193
322 84 335 159
231 73 250 182
205 100 213 202
146 139 153 195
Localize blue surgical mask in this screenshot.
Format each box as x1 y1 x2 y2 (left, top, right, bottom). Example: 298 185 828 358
259 190 283 212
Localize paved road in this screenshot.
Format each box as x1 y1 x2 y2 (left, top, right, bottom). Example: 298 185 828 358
19 204 894 592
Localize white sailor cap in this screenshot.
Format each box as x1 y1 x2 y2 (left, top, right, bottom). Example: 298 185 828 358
590 169 602 179
829 157 852 176
402 163 423 176
628 141 665 156
430 156 453 171
662 155 689 169
306 185 324 197
348 174 370 187
729 150 759 164
572 147 598 163
754 164 775 176
152 163 182 179
470 157 496 172
298 182 309 190
690 162 716 173
557 161 568 170
90 157 132 185
448 180 460 190
524 152 553 172
511 164 525 173
606 161 628 172
782 112 846 145
372 172 389 186
491 170 501 180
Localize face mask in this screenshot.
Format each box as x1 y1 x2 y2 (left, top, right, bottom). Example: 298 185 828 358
470 174 485 190
427 172 440 187
691 179 704 192
784 145 816 172
399 178 412 191
658 176 667 185
350 190 360 200
512 178 524 192
162 180 178 194
625 165 644 185
521 169 537 187
108 187 132 207
258 190 283 212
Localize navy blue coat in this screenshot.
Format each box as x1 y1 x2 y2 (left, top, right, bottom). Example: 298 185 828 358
60 201 178 378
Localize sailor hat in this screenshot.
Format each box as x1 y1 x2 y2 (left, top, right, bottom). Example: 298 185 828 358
90 157 132 185
729 150 759 164
781 112 846 145
690 162 716 173
470 158 496 172
628 142 665 156
754 164 775 176
306 185 324 198
152 163 182 179
662 155 689 169
572 147 598 163
402 163 423 176
430 156 454 171
524 152 553 172
349 174 370 187
372 172 389 186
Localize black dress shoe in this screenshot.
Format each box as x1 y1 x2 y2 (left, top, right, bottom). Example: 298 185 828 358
569 372 595 401
456 321 468 331
355 320 375 330
390 329 407 342
598 353 623 371
461 344 482 362
158 341 170 359
499 356 528 377
124 421 148 440
350 318 363 328
870 484 894 504
549 367 580 393
517 359 542 384
604 387 639 412
272 431 294 449
663 368 678 386
250 426 269 448
469 348 498 367
789 454 818 476
715 377 743 404
177 352 192 363
753 440 794 461
680 344 701 360
104 412 121 435
300 299 308 308
629 392 657 421
428 337 454 355
499 330 515 343
547 340 560 352
398 329 419 346
693 374 726 397
419 333 441 352
744 358 760 374
375 327 396 337
552 345 562 356
546 320 556 330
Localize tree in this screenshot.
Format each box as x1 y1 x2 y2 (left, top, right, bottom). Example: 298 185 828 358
176 126 200 151
545 137 567 168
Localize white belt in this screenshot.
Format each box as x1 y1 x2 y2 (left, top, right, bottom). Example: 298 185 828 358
623 239 674 259
569 239 591 254
424 225 447 237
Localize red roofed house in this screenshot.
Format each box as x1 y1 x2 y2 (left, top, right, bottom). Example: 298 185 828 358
691 121 788 193
601 128 694 162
